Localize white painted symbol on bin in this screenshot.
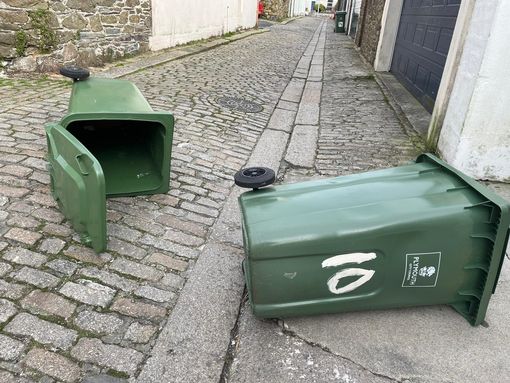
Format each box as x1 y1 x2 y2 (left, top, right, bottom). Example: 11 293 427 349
322 252 376 295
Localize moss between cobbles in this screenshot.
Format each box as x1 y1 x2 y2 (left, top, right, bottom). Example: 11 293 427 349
353 74 375 81
0 78 70 87
71 326 100 340
0 79 16 87
73 265 154 286
30 312 68 328
106 369 130 379
19 297 117 340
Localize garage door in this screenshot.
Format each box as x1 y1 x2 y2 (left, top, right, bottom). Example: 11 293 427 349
390 0 460 112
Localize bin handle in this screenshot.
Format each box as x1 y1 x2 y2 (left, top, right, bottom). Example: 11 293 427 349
75 154 89 176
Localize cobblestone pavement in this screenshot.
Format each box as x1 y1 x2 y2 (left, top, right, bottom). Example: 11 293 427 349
283 21 422 181
0 18 320 382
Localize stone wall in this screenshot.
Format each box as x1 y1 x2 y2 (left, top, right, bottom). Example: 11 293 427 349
262 0 290 20
0 0 151 72
355 0 385 65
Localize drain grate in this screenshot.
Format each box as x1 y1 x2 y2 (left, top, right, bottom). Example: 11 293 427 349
216 97 263 113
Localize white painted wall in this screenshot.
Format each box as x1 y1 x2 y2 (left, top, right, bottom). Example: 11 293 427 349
437 0 510 181
150 0 258 51
289 0 308 16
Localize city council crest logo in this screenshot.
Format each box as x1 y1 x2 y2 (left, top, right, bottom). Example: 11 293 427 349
419 266 436 278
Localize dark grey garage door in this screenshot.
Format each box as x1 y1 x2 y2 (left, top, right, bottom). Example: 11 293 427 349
391 0 460 112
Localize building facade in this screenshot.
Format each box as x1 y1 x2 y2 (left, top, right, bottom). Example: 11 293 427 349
0 0 152 72
288 0 309 17
150 0 257 51
0 0 257 72
262 0 290 20
353 0 509 182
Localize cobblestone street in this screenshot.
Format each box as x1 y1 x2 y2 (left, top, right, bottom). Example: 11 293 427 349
0 18 319 382
1 15 509 383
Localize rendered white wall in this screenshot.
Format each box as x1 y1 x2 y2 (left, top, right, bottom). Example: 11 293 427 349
437 0 510 181
150 0 258 51
289 0 308 16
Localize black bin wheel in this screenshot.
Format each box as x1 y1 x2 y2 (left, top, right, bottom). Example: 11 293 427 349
234 167 275 189
59 66 90 81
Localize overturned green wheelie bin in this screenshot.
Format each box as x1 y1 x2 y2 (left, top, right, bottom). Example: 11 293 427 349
236 154 510 326
46 67 174 252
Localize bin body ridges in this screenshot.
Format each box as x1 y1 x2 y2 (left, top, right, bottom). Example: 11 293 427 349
239 154 510 325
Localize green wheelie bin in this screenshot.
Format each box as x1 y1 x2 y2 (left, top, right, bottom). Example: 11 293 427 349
335 11 347 33
236 154 510 326
46 67 174 252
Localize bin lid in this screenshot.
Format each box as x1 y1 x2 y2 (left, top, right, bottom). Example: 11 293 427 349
66 78 153 115
59 78 174 130
46 123 107 252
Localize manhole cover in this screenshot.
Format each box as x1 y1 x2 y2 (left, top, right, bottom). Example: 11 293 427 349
217 97 263 113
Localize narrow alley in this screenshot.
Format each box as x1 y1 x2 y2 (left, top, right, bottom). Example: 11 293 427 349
0 15 508 383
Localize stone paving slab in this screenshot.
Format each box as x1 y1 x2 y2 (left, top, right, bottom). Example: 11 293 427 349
285 287 510 383
281 78 306 103
295 103 320 125
266 108 297 133
247 129 290 172
285 125 319 168
229 308 391 383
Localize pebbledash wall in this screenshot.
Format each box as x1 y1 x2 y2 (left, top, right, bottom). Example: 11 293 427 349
262 0 290 20
0 0 151 72
354 0 384 65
